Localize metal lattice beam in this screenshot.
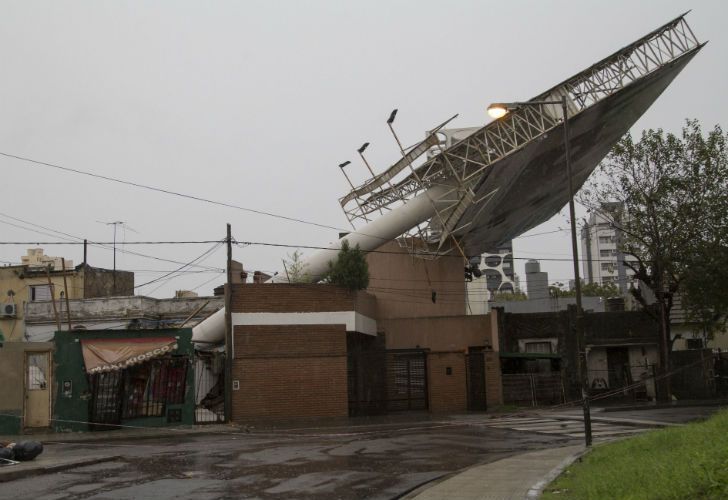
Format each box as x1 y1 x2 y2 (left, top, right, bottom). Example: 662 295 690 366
339 13 701 256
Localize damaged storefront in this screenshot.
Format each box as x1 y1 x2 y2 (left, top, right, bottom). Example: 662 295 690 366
53 329 196 432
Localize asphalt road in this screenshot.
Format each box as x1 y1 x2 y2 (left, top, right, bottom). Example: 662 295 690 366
5 406 722 499
3 417 575 500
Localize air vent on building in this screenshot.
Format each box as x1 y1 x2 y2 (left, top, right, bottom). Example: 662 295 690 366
2 303 17 317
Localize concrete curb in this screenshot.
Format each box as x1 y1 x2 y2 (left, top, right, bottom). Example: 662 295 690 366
526 446 591 499
0 425 239 445
0 455 121 483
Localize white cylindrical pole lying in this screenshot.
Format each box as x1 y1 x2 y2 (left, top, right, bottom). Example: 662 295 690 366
192 184 449 343
271 184 449 283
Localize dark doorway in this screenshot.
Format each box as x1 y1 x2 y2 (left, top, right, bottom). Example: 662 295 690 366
606 347 631 390
466 347 487 411
89 371 123 430
386 350 428 411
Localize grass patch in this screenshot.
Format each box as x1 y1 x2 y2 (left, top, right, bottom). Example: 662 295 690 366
542 409 728 500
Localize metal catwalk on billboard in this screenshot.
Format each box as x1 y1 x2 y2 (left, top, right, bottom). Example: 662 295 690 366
196 14 704 341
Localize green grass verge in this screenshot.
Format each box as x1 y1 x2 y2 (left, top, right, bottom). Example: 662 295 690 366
542 409 728 500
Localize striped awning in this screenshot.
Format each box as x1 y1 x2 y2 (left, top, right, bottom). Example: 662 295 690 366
81 337 178 374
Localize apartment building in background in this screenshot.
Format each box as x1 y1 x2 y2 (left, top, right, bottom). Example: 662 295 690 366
580 202 635 294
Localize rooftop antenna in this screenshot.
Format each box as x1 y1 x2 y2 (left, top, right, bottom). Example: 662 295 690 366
96 220 138 294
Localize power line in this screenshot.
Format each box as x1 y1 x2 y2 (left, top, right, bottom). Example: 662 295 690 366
0 240 221 245
0 151 348 233
0 212 224 271
0 235 639 264
135 243 223 289
0 151 576 246
514 228 570 239
144 244 223 296
234 241 639 264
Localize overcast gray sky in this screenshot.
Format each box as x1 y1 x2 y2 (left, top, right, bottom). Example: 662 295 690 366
1 1 726 298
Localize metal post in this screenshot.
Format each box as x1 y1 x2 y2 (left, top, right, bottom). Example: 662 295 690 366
112 224 117 295
46 265 62 334
224 224 233 423
562 96 592 447
61 258 73 331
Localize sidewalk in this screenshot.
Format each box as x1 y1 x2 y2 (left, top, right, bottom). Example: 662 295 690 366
405 445 586 500
0 423 238 445
0 424 244 483
0 453 120 483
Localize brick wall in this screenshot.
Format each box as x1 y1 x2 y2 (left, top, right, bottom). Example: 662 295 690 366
366 241 466 319
425 350 503 412
427 352 467 412
381 315 493 351
484 350 503 405
81 266 134 297
231 283 366 313
231 324 348 420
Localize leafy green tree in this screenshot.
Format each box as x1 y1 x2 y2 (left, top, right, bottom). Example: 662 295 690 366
491 290 528 302
580 120 728 397
549 282 574 298
282 250 310 283
679 122 728 341
325 239 370 290
581 281 620 298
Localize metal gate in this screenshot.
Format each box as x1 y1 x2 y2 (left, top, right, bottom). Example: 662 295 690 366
89 371 123 430
386 350 428 411
89 356 192 429
194 351 225 423
347 350 387 416
466 351 487 411
502 373 565 407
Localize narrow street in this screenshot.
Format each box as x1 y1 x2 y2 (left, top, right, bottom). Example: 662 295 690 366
5 417 575 500
3 406 720 499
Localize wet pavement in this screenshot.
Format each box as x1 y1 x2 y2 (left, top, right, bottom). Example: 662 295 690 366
2 417 575 499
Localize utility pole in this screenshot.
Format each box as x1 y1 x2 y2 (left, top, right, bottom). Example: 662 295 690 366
46 265 61 334
224 224 233 423
562 96 593 447
112 223 117 294
61 258 73 331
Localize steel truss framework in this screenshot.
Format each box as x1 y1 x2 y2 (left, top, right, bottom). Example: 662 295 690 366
338 13 701 257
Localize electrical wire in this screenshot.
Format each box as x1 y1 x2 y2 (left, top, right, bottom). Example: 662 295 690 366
0 151 349 233
135 243 223 289
0 212 224 271
0 236 640 264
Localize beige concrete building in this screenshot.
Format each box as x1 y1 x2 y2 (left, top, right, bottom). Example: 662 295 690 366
0 248 133 434
0 248 133 341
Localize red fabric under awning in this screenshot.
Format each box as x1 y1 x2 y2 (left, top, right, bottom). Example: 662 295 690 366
81 337 178 374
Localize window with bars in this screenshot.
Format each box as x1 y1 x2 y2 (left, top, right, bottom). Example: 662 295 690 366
121 357 188 419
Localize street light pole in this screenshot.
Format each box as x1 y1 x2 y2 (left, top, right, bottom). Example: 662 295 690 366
561 96 593 447
488 98 592 446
